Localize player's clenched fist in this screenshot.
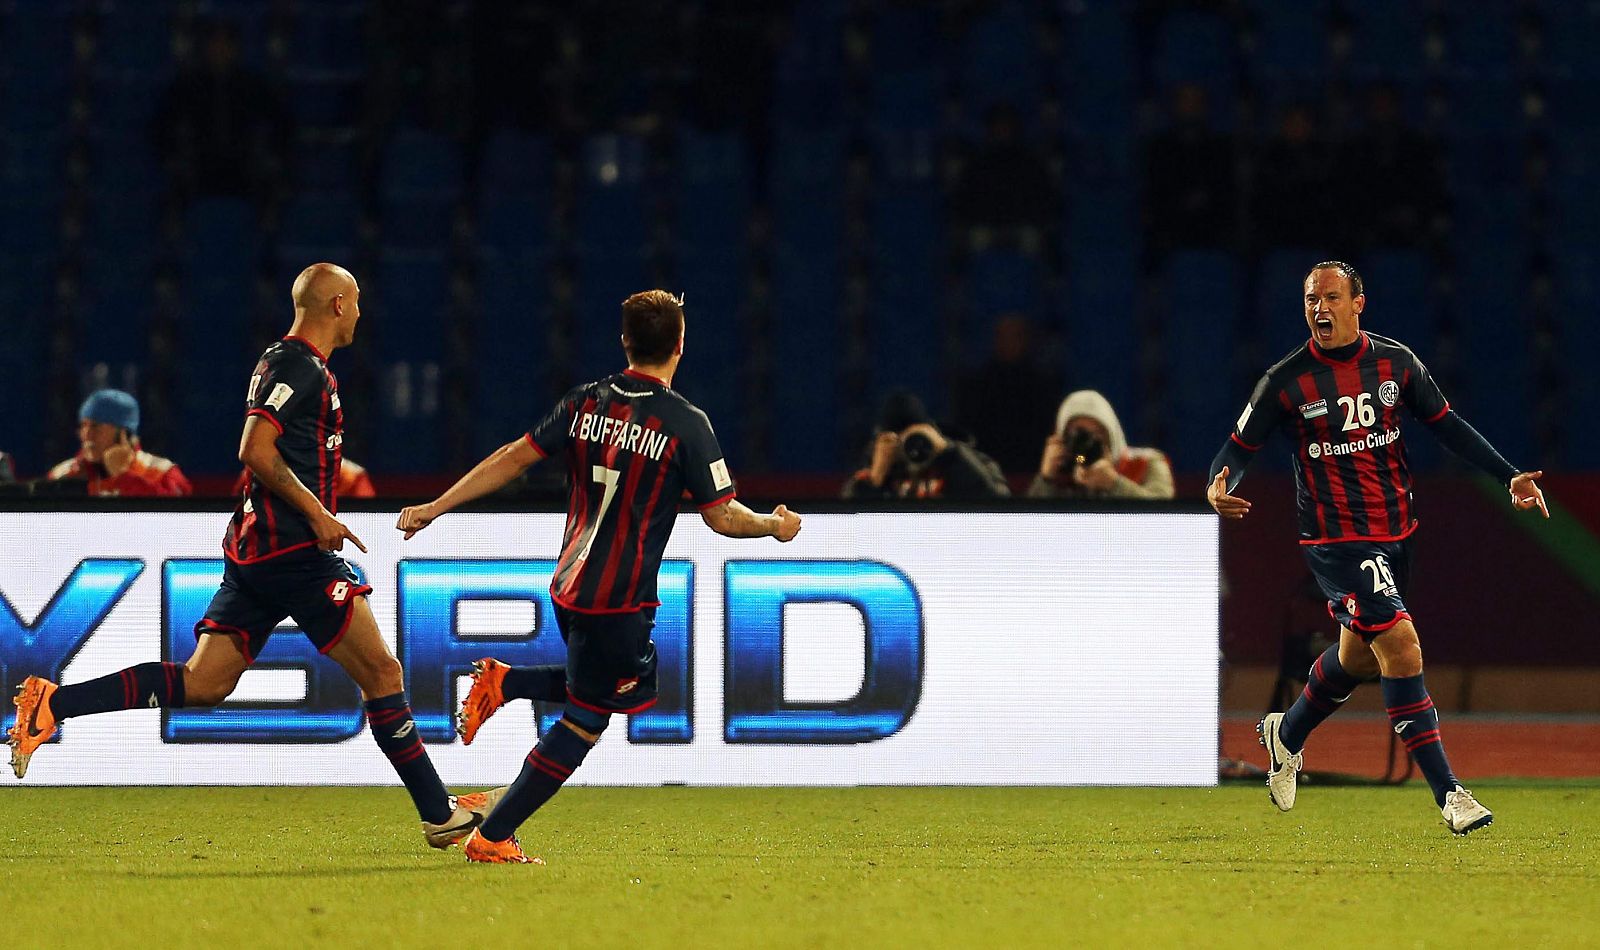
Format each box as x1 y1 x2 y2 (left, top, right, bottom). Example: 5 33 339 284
772 504 802 542
1207 466 1252 520
396 503 438 540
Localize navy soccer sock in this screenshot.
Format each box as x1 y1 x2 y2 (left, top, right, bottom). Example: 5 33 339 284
365 693 453 825
1382 674 1460 807
479 707 606 842
501 665 568 703
49 662 187 719
1278 645 1362 753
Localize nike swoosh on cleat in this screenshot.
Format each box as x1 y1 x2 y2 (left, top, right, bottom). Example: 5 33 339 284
435 813 483 837
25 691 48 739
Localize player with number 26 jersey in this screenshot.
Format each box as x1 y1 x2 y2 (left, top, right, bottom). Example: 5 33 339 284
1207 261 1548 836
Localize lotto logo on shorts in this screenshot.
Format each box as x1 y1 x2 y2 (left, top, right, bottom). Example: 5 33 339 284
326 580 353 605
615 677 639 695
1342 594 1360 617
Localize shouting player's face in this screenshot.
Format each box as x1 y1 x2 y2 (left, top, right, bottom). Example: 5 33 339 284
1304 268 1363 348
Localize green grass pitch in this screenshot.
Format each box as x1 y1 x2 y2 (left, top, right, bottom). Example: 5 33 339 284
1 783 1594 947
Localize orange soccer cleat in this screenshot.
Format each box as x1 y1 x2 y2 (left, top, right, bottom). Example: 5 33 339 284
8 676 61 779
463 829 543 865
457 658 511 746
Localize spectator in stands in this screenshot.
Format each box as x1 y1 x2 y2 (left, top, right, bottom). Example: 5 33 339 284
1143 83 1237 258
153 19 292 208
1252 102 1339 250
951 104 1059 251
1342 84 1447 249
1028 390 1173 499
953 314 1060 474
843 391 1010 500
48 390 192 497
0 452 15 485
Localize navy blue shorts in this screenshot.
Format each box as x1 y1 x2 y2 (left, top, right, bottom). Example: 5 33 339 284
195 549 373 663
555 605 659 715
1302 538 1414 637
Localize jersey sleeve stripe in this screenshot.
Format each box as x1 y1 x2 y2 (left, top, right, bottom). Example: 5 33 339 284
697 489 737 510
1421 402 1450 424
522 432 547 458
1229 432 1261 451
245 407 285 434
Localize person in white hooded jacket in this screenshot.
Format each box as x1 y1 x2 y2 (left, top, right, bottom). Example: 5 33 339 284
1027 389 1174 499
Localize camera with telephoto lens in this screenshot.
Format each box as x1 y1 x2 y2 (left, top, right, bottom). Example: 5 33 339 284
1065 428 1105 467
899 430 938 470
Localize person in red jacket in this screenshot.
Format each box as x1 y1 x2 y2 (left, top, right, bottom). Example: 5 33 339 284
47 389 192 496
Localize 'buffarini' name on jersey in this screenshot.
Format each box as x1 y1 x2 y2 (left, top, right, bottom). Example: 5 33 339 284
570 406 671 461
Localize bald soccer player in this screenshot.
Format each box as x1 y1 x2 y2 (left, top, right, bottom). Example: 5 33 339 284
9 264 503 848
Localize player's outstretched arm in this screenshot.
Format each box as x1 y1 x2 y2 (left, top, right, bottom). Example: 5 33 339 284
396 436 542 539
701 499 802 541
239 416 366 552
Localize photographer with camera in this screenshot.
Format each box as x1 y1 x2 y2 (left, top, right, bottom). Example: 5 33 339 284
1028 390 1173 500
843 390 1011 500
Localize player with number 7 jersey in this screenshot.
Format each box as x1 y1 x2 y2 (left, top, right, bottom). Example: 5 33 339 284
397 290 802 864
1205 261 1549 836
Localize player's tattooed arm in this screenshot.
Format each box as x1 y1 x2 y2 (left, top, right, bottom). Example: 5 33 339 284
397 436 543 539
702 498 802 542
238 416 366 552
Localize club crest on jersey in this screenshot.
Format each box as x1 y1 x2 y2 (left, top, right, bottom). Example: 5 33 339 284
1378 380 1400 407
1308 442 1323 459
1299 398 1329 419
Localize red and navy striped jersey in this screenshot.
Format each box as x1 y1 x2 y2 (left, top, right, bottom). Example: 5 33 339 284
527 369 735 613
1229 332 1449 545
224 336 345 562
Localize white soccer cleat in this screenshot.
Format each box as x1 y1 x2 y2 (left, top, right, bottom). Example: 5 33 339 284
1257 712 1303 812
422 786 510 849
1442 786 1493 836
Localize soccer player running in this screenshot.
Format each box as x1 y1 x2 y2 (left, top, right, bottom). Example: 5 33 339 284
1208 261 1548 835
396 290 803 864
9 263 500 848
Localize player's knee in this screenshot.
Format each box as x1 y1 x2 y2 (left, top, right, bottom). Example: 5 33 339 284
361 653 405 698
560 704 610 742
182 670 239 707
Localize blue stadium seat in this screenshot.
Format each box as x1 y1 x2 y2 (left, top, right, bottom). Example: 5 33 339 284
368 254 452 473
960 0 1039 115
0 131 65 199
577 134 648 260
868 186 941 408
293 139 361 191
278 191 361 265
574 250 648 381
1341 0 1426 82
95 4 174 77
1161 251 1240 471
1063 5 1133 139
1242 0 1330 83
477 197 552 257
286 4 365 74
473 255 551 456
1063 188 1139 420
479 129 552 201
1543 2 1600 79
1442 6 1515 78
76 257 155 377
1 8 72 131
0 288 48 472
286 76 362 128
1450 249 1529 465
965 248 1041 352
774 2 847 128
870 4 942 75
1153 11 1237 115
769 247 842 472
379 195 454 252
771 128 845 250
673 250 746 464
871 70 942 135
381 127 463 202
1360 250 1435 354
1551 248 1600 466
